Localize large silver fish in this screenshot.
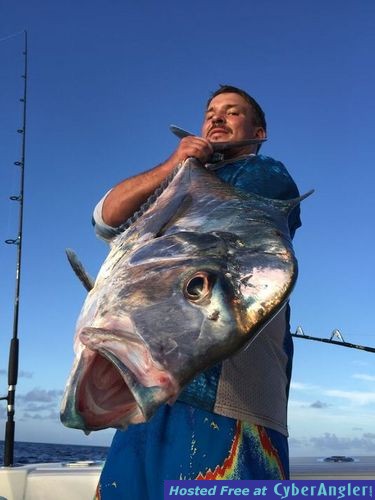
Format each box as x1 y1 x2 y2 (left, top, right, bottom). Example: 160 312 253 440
61 158 311 432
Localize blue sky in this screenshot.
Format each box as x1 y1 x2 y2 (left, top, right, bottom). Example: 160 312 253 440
0 1 374 456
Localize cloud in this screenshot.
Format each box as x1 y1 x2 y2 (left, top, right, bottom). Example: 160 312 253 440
310 400 329 409
291 380 375 408
0 387 64 423
353 373 375 382
290 433 375 455
290 382 307 390
21 409 60 421
310 433 375 453
19 388 63 403
324 389 375 406
290 381 319 391
288 437 305 448
289 398 331 410
23 403 57 412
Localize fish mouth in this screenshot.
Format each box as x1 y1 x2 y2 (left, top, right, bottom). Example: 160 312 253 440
61 327 178 431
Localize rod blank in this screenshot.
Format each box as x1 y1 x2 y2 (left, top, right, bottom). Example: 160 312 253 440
2 30 28 468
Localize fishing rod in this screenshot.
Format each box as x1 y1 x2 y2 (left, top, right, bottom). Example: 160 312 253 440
0 30 28 467
292 326 375 354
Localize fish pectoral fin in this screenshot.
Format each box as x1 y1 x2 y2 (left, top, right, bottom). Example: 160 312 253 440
66 248 95 292
270 189 315 215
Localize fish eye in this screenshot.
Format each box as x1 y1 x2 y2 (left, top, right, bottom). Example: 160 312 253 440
184 272 212 302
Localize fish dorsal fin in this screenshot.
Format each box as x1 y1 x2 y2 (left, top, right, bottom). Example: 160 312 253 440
116 158 219 236
118 163 184 233
114 160 203 240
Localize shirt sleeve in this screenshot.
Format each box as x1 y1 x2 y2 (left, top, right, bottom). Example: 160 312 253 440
92 190 121 242
222 156 302 239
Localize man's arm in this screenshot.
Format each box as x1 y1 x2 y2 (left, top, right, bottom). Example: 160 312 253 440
101 136 213 228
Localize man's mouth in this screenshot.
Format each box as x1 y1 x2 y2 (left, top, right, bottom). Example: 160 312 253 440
209 126 231 136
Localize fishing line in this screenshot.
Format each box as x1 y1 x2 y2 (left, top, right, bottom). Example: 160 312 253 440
0 31 25 44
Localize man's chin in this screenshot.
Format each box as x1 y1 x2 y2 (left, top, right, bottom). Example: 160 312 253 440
208 131 231 141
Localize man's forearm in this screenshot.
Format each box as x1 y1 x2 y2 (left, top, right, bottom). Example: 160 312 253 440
101 159 176 228
101 136 213 228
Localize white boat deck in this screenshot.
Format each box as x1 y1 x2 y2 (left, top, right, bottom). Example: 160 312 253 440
0 461 101 500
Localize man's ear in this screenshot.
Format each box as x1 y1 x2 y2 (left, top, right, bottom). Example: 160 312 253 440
254 127 266 139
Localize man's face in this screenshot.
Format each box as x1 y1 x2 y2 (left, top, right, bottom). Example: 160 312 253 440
201 92 265 155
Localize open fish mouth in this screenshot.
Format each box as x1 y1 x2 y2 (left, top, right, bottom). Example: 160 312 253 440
61 327 178 431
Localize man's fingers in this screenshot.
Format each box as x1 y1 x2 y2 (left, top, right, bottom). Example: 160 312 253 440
178 136 213 162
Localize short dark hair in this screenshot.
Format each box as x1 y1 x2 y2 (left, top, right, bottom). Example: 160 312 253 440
206 85 267 132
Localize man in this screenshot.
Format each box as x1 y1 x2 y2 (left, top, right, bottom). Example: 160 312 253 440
94 86 301 499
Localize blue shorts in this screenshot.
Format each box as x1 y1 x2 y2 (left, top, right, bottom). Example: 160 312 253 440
96 402 289 499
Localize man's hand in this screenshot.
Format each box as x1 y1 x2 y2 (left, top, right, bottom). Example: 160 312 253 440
168 136 214 166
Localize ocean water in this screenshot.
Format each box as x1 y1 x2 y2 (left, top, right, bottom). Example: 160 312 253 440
0 440 109 466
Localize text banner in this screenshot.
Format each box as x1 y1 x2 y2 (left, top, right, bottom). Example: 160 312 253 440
164 480 374 500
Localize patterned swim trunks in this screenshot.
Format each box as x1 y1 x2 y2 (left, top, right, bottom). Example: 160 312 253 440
96 401 288 499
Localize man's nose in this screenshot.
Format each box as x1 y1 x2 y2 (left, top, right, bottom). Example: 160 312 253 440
211 113 225 125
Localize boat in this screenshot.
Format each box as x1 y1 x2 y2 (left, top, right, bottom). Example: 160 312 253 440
0 461 101 500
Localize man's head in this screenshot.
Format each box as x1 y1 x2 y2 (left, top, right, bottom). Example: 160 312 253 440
202 85 267 156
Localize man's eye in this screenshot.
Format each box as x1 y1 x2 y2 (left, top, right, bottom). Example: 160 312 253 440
227 111 239 116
